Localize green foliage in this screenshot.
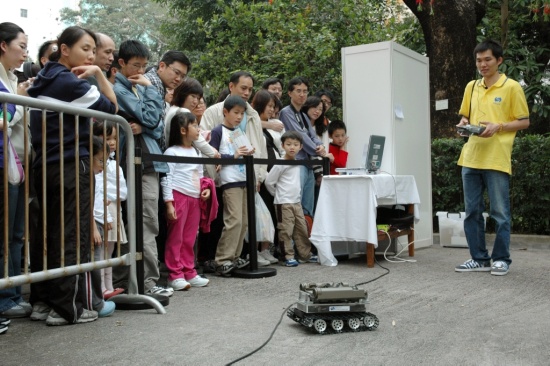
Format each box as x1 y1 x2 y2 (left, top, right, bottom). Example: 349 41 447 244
432 135 550 235
478 0 550 133
158 0 422 113
60 0 170 61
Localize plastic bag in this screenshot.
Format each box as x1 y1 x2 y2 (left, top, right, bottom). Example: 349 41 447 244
7 140 24 185
246 192 275 243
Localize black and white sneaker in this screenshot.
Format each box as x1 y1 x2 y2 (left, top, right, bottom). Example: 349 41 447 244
0 324 8 334
455 259 491 272
0 317 10 326
233 257 249 269
145 285 174 297
216 261 235 276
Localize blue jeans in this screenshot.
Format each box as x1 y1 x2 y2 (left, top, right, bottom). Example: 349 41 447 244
462 167 511 265
0 182 24 312
300 166 315 217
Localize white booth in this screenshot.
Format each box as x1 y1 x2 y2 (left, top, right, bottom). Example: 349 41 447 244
338 41 433 254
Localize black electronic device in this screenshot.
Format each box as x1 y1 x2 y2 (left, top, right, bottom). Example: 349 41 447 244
457 124 486 136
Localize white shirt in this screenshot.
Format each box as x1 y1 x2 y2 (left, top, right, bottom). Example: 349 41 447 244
94 155 128 224
161 145 203 200
264 163 302 204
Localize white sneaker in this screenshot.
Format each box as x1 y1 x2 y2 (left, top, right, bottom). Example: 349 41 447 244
256 253 271 267
30 301 51 321
259 250 278 264
167 279 191 291
188 275 210 287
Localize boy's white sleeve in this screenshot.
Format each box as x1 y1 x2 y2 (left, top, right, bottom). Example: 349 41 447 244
264 165 280 196
193 133 217 158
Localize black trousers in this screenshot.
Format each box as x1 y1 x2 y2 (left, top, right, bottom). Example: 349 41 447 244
30 159 92 323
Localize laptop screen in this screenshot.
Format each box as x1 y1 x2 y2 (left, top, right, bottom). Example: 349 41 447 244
366 135 385 172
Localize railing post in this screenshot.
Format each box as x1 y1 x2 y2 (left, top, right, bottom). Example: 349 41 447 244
134 147 144 295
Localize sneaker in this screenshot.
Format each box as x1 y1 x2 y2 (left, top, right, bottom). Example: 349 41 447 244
455 259 491 272
98 301 115 318
299 254 319 264
145 285 174 297
0 304 30 318
188 275 210 287
491 261 509 276
202 259 217 274
46 309 98 326
233 257 249 269
249 253 270 267
259 250 278 264
0 317 10 326
283 258 299 267
0 324 7 335
18 300 32 314
30 301 51 321
167 278 191 291
216 261 235 276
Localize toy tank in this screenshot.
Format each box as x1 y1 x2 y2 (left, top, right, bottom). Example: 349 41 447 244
287 282 379 334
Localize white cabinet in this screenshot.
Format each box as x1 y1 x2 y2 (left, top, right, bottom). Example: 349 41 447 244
341 41 433 248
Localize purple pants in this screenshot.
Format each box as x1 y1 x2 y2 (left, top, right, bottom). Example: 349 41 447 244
165 190 200 281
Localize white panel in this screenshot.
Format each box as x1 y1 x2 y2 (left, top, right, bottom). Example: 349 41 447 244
341 41 433 248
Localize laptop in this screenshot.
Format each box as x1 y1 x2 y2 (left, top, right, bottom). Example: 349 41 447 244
335 135 386 175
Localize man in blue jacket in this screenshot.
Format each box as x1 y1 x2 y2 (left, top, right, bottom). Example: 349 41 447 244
114 39 173 297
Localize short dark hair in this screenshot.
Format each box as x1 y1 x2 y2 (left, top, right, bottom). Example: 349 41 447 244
251 89 276 117
171 78 203 107
273 95 283 111
229 71 254 87
0 22 25 57
315 89 335 104
106 51 121 78
160 50 192 72
474 39 503 60
281 130 303 144
223 95 247 112
216 88 230 103
118 39 150 63
93 120 116 137
328 120 347 136
92 135 105 157
38 40 57 68
287 76 309 92
50 26 96 62
261 77 283 90
168 111 196 148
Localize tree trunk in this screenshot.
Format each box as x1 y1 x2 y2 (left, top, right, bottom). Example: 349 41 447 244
402 0 487 138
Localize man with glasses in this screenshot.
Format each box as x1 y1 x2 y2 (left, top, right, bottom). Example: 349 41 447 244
113 40 173 297
279 77 326 218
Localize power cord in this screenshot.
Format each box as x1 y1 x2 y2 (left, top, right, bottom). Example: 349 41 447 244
225 303 294 366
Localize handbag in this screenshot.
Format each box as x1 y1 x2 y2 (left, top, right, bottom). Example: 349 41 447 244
7 139 24 185
246 192 275 243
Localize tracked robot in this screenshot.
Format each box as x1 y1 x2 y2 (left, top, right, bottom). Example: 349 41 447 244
287 282 379 334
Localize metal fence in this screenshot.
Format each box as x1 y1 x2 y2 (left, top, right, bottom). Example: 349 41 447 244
0 92 165 314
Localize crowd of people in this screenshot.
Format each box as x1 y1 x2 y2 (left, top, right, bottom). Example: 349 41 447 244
0 22 349 329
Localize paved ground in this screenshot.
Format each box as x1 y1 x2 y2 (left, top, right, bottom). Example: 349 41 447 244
1 238 549 366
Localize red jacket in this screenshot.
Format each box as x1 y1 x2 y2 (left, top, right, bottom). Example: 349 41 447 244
329 143 348 175
199 177 218 233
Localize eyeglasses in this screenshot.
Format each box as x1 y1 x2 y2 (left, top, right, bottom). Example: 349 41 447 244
168 65 187 79
130 63 147 70
321 99 332 107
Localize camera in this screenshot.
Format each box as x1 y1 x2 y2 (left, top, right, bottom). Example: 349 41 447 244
457 124 486 136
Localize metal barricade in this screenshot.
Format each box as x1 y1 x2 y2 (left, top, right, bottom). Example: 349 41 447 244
0 92 165 314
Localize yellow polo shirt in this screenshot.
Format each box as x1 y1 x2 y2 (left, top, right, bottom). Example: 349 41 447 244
457 74 529 174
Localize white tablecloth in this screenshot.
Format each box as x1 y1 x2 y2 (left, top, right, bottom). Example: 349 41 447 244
310 175 421 266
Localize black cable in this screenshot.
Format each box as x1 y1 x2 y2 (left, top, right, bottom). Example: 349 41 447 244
354 257 390 287
225 302 294 366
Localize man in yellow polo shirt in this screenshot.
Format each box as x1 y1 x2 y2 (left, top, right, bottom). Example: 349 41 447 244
454 39 529 276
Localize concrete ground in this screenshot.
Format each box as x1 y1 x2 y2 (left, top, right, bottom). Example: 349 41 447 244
1 237 549 366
